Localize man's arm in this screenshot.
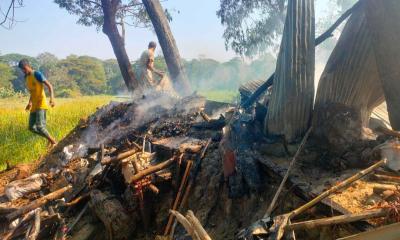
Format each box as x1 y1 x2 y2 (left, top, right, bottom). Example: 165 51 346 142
25 96 32 111
43 80 55 107
147 57 164 78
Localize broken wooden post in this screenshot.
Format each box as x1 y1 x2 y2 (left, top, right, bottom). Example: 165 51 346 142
7 185 72 221
89 190 134 240
265 0 315 142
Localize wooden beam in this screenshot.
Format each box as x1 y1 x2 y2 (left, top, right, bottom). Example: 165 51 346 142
130 157 175 183
286 209 387 231
7 185 72 221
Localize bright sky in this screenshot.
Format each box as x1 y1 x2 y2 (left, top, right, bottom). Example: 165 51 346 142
0 0 331 61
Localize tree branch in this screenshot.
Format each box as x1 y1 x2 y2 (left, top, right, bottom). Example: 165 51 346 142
0 0 25 29
315 0 361 45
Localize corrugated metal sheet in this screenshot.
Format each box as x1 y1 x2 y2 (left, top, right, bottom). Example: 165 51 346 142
315 2 384 126
365 0 400 130
239 79 266 99
266 0 315 142
371 102 391 128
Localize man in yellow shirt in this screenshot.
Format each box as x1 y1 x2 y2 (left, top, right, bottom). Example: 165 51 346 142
18 59 57 146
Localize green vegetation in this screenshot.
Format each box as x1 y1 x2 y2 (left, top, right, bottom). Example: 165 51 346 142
0 96 112 171
0 52 276 98
199 90 238 103
0 51 274 169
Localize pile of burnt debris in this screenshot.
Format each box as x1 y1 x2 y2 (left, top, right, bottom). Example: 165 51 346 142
1 91 400 240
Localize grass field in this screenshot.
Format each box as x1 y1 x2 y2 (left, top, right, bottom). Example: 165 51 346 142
0 90 237 171
198 90 239 103
0 96 113 171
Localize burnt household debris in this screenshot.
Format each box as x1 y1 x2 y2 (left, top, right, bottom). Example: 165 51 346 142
2 0 400 240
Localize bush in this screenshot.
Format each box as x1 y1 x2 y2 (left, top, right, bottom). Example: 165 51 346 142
57 89 82 98
0 87 25 98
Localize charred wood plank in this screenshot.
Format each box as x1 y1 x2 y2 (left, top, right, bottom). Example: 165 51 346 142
7 185 72 221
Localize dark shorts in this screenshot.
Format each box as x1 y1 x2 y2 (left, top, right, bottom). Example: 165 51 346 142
29 109 51 139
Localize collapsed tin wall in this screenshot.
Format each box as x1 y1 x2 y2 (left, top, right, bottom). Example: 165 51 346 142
314 2 384 127
265 0 315 142
365 0 400 130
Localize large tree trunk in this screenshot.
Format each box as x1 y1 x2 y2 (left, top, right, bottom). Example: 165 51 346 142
265 0 315 142
365 0 400 130
142 0 191 96
101 0 138 91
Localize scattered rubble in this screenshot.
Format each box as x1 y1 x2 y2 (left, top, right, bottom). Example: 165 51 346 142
0 90 399 240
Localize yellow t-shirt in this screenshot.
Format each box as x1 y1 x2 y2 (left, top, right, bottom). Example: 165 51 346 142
26 71 48 112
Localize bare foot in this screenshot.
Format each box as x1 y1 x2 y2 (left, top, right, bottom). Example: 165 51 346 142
47 140 57 149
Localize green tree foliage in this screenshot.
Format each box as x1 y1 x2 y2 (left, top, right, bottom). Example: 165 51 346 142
0 52 276 98
58 55 107 95
185 54 276 91
217 0 286 57
103 59 125 94
0 62 15 89
217 0 358 57
0 53 40 92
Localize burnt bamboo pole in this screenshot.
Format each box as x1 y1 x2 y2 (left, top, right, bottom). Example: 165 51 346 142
164 160 193 235
286 208 387 231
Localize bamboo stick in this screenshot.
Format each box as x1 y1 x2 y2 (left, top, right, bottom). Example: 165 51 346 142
27 208 41 240
101 148 139 165
186 210 212 240
286 209 387 231
130 157 176 183
169 210 200 240
3 209 38 240
164 160 193 235
372 183 399 194
7 185 72 221
289 159 386 219
264 127 313 218
373 174 400 184
148 184 159 194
